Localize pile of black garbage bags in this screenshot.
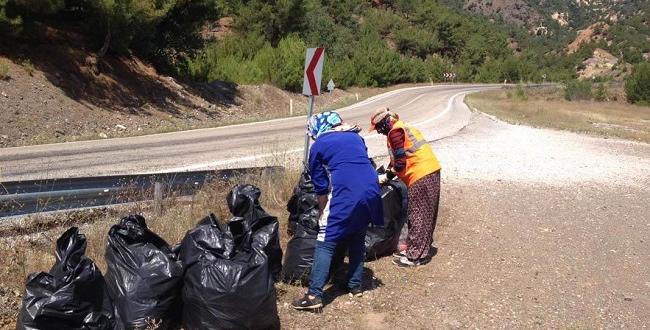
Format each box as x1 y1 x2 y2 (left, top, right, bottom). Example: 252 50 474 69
282 169 408 283
17 184 282 330
180 184 282 330
16 173 406 329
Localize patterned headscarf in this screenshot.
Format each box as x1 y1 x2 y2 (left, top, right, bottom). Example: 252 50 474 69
307 111 343 138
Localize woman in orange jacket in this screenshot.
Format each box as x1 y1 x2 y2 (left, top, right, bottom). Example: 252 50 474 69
370 108 442 267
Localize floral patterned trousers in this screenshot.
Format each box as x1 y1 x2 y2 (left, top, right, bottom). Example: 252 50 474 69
406 171 441 260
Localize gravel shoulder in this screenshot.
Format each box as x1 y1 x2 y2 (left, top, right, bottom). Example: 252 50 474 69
277 112 650 329
278 179 649 329
434 112 650 187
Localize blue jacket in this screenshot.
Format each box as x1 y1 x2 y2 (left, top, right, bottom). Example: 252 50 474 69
309 131 383 242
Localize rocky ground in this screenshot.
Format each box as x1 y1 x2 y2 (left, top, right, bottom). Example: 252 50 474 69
278 179 648 329
1 112 648 329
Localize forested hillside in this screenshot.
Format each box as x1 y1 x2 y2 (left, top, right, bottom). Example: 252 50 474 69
1 0 648 91
448 0 650 66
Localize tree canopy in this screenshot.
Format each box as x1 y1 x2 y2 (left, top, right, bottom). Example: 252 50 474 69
1 0 645 96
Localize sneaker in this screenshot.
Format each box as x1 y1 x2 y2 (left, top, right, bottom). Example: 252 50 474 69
292 294 323 310
392 256 424 268
349 287 363 298
392 250 407 258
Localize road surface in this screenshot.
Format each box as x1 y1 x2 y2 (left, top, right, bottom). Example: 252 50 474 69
0 84 500 182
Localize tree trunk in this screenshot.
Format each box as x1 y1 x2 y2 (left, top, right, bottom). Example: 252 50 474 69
94 28 111 75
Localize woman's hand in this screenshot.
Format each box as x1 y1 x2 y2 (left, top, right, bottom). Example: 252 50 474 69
378 174 389 185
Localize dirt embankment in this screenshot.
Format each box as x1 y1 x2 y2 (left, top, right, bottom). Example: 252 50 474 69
0 26 396 149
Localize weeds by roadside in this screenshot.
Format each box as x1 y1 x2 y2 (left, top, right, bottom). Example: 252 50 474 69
0 60 9 80
594 83 609 102
20 59 34 76
513 84 528 101
564 80 593 101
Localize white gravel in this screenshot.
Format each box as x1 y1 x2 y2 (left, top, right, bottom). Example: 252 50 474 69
431 113 650 188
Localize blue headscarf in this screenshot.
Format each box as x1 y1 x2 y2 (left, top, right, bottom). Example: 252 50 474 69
307 111 343 138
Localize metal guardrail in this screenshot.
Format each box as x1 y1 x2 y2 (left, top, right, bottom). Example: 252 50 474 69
0 167 283 217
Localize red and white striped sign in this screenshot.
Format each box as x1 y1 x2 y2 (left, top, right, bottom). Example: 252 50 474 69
302 47 325 96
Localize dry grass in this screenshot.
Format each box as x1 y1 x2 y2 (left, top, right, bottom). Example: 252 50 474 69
0 60 9 80
466 87 650 143
0 159 301 326
19 60 34 77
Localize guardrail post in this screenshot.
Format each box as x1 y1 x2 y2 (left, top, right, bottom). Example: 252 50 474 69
154 181 163 216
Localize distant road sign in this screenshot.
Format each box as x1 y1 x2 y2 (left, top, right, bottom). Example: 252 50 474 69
327 79 335 93
443 72 456 80
302 48 325 96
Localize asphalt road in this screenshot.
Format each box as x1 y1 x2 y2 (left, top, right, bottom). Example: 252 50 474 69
0 84 501 182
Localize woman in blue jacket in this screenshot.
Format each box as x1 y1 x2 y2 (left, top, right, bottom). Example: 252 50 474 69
292 111 383 311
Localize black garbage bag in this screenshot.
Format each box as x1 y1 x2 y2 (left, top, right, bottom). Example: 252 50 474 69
282 169 408 282
281 221 318 284
282 169 320 283
226 184 283 281
365 179 408 260
180 184 281 330
104 214 183 330
286 169 319 237
17 227 115 330
282 169 348 284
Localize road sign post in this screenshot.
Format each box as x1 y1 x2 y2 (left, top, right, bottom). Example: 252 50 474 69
301 47 325 164
303 96 315 162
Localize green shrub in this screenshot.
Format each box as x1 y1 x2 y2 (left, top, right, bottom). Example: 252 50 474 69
514 84 528 101
564 80 592 101
21 59 34 76
625 62 650 105
594 83 608 102
185 33 266 84
326 58 356 90
0 0 23 37
351 34 412 87
475 59 503 83
184 34 306 91
253 43 276 82
422 55 448 83
269 35 306 91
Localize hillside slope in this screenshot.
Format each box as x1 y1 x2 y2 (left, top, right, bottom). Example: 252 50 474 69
0 27 361 148
444 0 649 81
